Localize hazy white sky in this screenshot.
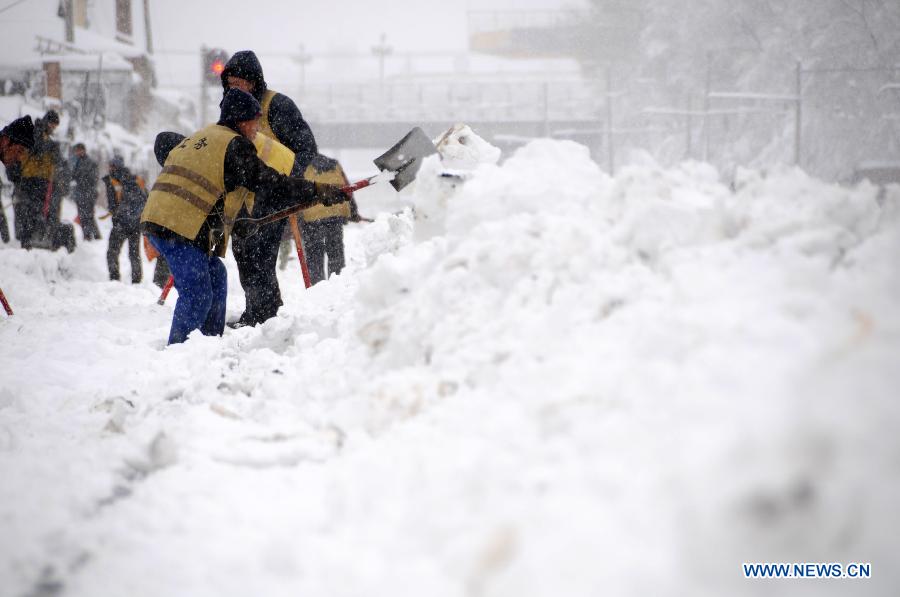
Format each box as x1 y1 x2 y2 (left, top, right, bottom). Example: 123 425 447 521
150 0 587 88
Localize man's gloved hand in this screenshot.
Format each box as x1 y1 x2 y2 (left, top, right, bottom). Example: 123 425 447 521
231 219 257 240
315 182 347 206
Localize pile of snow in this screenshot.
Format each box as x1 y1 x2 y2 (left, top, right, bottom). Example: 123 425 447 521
1 136 899 597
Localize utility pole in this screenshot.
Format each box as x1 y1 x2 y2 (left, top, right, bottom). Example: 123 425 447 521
542 81 550 137
143 0 153 55
371 33 393 100
606 66 615 175
62 0 74 43
686 94 693 158
200 45 209 127
703 54 712 162
294 44 312 98
795 61 802 167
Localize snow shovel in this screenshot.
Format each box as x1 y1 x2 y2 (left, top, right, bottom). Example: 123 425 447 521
233 127 437 238
0 286 12 317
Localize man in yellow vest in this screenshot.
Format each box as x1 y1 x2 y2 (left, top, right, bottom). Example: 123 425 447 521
298 155 357 285
15 110 60 249
141 88 345 345
219 50 321 327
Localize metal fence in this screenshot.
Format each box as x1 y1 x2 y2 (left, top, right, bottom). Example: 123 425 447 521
574 62 900 181
292 59 900 181
297 79 601 124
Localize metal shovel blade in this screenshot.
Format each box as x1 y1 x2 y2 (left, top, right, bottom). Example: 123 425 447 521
373 127 438 191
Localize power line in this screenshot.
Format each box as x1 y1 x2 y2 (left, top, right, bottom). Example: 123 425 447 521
0 0 31 15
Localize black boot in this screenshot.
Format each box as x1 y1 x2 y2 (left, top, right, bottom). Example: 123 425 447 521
226 312 257 329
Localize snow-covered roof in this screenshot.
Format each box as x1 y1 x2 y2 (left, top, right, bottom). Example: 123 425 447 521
4 52 135 74
68 25 148 59
0 1 147 73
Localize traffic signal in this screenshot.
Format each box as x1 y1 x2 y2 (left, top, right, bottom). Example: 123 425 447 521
203 48 229 84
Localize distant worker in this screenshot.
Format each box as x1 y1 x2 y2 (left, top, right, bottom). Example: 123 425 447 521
0 116 35 243
141 88 346 345
15 110 60 249
103 156 146 283
298 154 359 285
70 143 102 241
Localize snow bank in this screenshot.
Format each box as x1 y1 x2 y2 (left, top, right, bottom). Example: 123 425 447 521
1 140 898 597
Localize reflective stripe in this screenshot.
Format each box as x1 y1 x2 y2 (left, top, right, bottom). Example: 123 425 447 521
161 165 223 198
258 136 274 162
151 182 214 212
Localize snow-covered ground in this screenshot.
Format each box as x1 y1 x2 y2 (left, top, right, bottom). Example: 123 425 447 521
1 139 899 597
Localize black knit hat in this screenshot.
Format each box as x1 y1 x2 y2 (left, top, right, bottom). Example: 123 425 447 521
219 88 261 124
44 110 60 125
1 115 35 150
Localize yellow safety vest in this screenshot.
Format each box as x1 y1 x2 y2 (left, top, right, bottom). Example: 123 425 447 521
142 124 239 243
301 162 351 222
19 148 55 180
259 90 277 140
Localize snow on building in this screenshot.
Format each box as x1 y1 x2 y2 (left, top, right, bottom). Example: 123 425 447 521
0 0 154 131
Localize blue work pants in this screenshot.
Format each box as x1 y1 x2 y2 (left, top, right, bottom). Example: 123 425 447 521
148 235 227 344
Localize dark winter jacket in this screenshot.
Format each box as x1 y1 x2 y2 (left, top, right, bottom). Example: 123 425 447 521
52 159 71 199
103 166 146 232
71 154 99 200
220 50 318 169
153 132 185 167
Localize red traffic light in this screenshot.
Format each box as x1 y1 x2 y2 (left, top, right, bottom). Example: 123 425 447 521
203 48 229 84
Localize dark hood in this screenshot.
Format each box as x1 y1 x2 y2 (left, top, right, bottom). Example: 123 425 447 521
154 132 186 167
220 50 267 101
1 115 35 150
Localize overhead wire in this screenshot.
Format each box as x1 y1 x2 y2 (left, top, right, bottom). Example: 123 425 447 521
0 0 31 15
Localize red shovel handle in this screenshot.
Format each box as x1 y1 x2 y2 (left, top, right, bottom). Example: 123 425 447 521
157 275 175 305
0 287 12 316
42 181 53 219
234 176 377 232
341 177 375 194
288 215 312 289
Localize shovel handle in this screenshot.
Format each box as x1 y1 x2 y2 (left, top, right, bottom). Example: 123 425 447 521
288 215 312 289
157 275 175 305
238 176 376 230
341 177 375 194
0 287 12 316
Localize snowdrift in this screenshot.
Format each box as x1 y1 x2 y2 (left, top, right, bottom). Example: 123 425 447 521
1 138 898 597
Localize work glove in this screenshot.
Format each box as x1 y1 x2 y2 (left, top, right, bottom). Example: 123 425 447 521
315 182 347 206
231 219 257 240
